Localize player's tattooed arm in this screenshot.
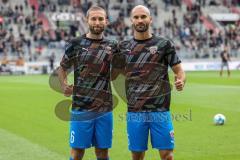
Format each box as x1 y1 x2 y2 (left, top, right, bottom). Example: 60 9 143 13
111 53 126 80
111 41 126 80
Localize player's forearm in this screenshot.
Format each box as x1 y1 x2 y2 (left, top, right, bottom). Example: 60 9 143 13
172 64 186 84
176 69 186 84
58 66 68 88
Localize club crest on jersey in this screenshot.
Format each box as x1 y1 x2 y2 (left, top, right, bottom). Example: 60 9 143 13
149 46 158 54
106 46 112 54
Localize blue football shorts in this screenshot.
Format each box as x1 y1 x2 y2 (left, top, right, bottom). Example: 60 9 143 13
69 111 113 149
127 111 174 152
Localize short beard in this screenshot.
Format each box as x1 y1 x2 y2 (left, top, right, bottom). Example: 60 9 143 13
89 26 105 35
133 23 149 32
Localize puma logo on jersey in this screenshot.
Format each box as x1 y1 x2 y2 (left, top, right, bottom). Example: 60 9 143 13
82 47 88 51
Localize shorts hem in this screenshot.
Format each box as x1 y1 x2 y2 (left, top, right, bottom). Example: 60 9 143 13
94 145 112 149
70 145 91 149
129 148 148 152
152 146 174 150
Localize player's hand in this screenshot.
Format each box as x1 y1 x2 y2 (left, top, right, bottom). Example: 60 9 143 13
62 84 73 97
174 75 184 91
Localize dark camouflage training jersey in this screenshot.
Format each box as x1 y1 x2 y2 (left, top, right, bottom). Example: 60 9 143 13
60 34 118 112
119 35 181 112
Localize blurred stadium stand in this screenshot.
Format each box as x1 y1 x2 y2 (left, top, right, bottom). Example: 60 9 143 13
0 0 239 74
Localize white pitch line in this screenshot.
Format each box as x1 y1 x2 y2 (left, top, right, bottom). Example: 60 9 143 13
0 128 67 160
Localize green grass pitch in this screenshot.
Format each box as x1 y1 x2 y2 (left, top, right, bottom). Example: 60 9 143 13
0 71 240 160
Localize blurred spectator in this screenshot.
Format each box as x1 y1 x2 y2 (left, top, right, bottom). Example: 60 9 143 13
0 0 239 62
